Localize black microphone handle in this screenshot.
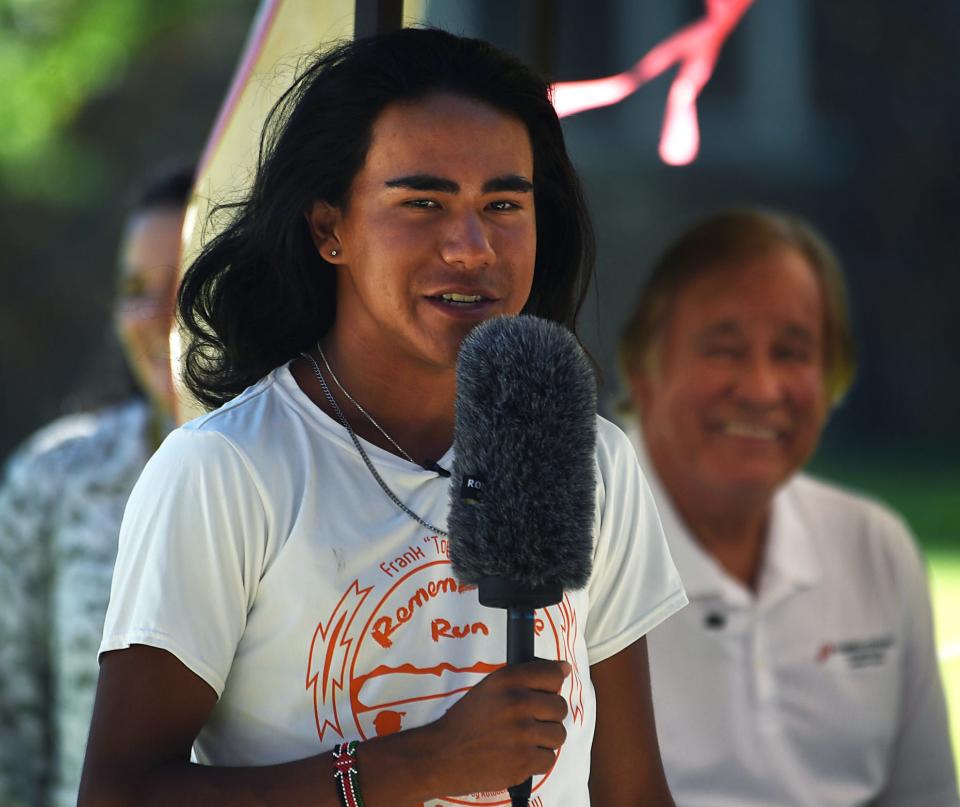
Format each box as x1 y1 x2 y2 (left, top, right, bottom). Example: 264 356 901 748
507 607 535 807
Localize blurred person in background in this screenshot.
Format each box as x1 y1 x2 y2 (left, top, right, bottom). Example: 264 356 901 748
0 164 193 807
618 208 958 806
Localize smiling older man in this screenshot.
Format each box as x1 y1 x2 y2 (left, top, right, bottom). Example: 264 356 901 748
618 208 957 806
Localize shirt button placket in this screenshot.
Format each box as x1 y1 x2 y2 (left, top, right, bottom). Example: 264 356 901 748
753 608 778 733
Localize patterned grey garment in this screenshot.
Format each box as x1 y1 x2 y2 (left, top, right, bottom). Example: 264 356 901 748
0 400 155 807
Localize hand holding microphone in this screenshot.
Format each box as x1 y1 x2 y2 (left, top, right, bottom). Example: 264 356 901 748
428 658 571 798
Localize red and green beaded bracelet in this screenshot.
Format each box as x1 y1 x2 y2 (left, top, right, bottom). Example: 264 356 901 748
332 740 365 807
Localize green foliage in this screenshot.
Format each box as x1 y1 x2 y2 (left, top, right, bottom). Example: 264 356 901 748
808 454 960 553
928 555 960 773
0 0 223 201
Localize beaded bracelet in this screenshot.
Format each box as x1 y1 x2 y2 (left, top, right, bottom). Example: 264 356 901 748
332 740 365 807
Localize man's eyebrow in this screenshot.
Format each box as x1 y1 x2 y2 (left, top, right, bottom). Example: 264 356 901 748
698 321 742 340
696 321 818 344
383 174 534 194
781 324 817 344
482 175 534 194
385 174 459 193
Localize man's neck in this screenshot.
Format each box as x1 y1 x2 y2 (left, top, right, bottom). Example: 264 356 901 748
648 451 773 592
293 343 457 468
671 495 770 592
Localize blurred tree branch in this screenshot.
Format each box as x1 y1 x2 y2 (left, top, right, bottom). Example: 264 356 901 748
0 0 231 202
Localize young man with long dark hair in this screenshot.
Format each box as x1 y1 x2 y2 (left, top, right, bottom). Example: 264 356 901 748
81 29 685 806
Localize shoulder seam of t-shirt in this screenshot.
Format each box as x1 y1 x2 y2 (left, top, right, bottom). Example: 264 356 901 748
185 376 277 432
586 587 688 666
170 425 274 536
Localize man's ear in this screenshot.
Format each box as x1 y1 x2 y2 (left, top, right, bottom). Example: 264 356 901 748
628 370 654 418
306 201 345 264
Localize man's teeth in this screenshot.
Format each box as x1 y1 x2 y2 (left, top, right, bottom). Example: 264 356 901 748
723 423 778 440
440 293 483 304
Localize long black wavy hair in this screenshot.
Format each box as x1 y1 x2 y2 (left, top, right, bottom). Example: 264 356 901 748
178 27 596 410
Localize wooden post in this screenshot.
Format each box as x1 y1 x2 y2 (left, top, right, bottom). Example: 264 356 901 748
526 0 557 79
354 0 403 38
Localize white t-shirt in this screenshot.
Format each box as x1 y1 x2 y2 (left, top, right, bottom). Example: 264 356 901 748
629 429 958 807
101 364 687 807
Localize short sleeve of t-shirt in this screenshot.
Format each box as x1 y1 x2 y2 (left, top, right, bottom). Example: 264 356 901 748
584 418 687 664
99 426 269 696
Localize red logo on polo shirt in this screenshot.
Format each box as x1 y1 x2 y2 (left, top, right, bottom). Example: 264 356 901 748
816 635 894 667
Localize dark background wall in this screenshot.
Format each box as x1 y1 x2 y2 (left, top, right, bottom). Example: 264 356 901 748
2 0 958 473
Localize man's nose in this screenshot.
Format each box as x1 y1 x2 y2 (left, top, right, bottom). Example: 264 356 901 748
734 355 783 406
440 210 496 270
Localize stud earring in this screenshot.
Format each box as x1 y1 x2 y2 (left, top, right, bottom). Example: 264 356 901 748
330 249 338 257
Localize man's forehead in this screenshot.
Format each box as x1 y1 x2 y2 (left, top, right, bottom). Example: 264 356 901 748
373 91 527 133
362 93 534 178
661 295 819 356
674 255 821 319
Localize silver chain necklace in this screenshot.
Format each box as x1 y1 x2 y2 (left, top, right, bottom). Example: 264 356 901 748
316 346 417 465
300 347 450 537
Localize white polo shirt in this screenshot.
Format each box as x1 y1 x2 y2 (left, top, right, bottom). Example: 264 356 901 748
629 429 958 807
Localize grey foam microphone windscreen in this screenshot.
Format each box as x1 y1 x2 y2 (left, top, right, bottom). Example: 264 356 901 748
448 314 596 592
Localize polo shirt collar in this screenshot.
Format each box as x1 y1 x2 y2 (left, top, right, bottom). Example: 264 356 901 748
625 422 821 605
761 479 821 593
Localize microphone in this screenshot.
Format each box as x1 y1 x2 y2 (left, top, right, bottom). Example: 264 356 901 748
447 314 596 807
